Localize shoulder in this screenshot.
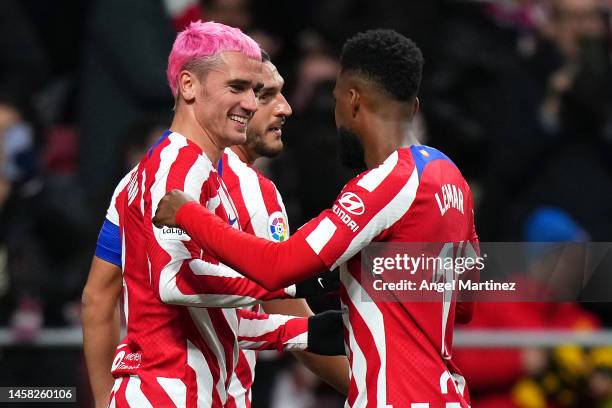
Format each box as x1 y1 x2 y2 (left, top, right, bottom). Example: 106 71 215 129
408 145 458 178
344 149 417 196
105 166 138 224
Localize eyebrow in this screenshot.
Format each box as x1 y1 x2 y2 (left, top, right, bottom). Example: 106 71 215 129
227 79 253 87
260 84 281 94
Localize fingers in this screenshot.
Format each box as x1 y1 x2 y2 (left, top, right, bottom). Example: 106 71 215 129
152 189 195 228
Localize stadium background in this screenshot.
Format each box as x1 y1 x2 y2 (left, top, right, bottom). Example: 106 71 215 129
0 0 611 407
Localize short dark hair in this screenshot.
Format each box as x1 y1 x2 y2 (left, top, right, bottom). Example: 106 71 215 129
340 29 424 102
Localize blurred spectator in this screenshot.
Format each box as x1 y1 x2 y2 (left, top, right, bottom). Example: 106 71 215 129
506 0 612 242
270 47 353 229
424 0 547 240
78 0 177 215
116 115 170 178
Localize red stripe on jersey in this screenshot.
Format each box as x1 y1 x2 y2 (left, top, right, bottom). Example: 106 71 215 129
209 308 238 391
113 377 129 407
233 351 254 407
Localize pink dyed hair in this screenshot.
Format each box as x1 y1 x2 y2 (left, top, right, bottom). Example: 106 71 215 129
167 21 261 97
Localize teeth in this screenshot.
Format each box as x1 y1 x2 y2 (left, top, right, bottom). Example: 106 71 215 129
229 115 248 125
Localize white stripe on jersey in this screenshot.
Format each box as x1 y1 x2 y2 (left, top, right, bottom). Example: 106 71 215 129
150 133 189 215
125 376 154 408
226 150 269 237
140 166 146 216
106 166 137 225
331 167 419 270
238 313 297 338
188 259 249 279
341 266 387 407
342 285 369 407
184 154 212 206
306 217 337 255
187 339 215 408
156 377 187 408
356 151 398 192
189 308 228 404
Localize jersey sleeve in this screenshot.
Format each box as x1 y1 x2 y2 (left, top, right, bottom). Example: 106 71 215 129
174 151 417 290
94 169 136 266
147 147 294 308
236 309 308 352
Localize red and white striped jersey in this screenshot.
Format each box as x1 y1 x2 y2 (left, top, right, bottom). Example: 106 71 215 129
217 148 291 406
109 309 308 407
219 149 290 241
296 146 478 408
110 131 302 407
175 145 480 408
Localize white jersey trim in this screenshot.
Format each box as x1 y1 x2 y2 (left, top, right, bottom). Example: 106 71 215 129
356 151 399 193
306 217 337 255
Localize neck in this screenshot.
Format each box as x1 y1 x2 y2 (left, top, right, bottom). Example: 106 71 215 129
230 144 258 165
170 106 224 163
362 115 416 169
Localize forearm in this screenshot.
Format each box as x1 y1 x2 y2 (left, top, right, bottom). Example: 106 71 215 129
156 259 295 307
237 309 308 352
82 300 120 407
293 354 349 395
263 299 349 395
176 202 325 290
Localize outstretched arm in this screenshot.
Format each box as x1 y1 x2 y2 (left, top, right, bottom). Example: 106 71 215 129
82 256 122 408
237 309 345 357
156 195 325 290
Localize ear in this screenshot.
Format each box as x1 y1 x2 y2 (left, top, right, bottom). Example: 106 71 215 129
350 88 360 118
178 70 197 102
412 97 420 117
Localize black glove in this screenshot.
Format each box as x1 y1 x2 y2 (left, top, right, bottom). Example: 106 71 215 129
294 269 340 298
307 310 345 356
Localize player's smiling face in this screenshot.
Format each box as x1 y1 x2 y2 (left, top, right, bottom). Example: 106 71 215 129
245 61 291 158
194 51 263 148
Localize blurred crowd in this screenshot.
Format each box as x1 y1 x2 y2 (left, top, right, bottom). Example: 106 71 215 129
0 0 611 407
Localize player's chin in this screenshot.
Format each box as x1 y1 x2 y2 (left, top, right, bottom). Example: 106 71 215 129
265 138 283 156
227 130 248 147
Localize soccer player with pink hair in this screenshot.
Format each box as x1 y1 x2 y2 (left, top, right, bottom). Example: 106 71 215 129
82 21 347 408
154 29 480 407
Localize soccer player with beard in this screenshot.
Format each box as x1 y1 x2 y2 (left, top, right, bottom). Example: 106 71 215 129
218 51 348 402
154 29 479 407
82 22 346 408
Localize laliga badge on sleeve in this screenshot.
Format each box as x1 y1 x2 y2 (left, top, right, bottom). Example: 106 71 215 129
158 226 191 241
268 211 288 242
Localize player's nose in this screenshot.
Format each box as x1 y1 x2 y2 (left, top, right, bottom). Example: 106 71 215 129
241 89 258 114
275 93 292 117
